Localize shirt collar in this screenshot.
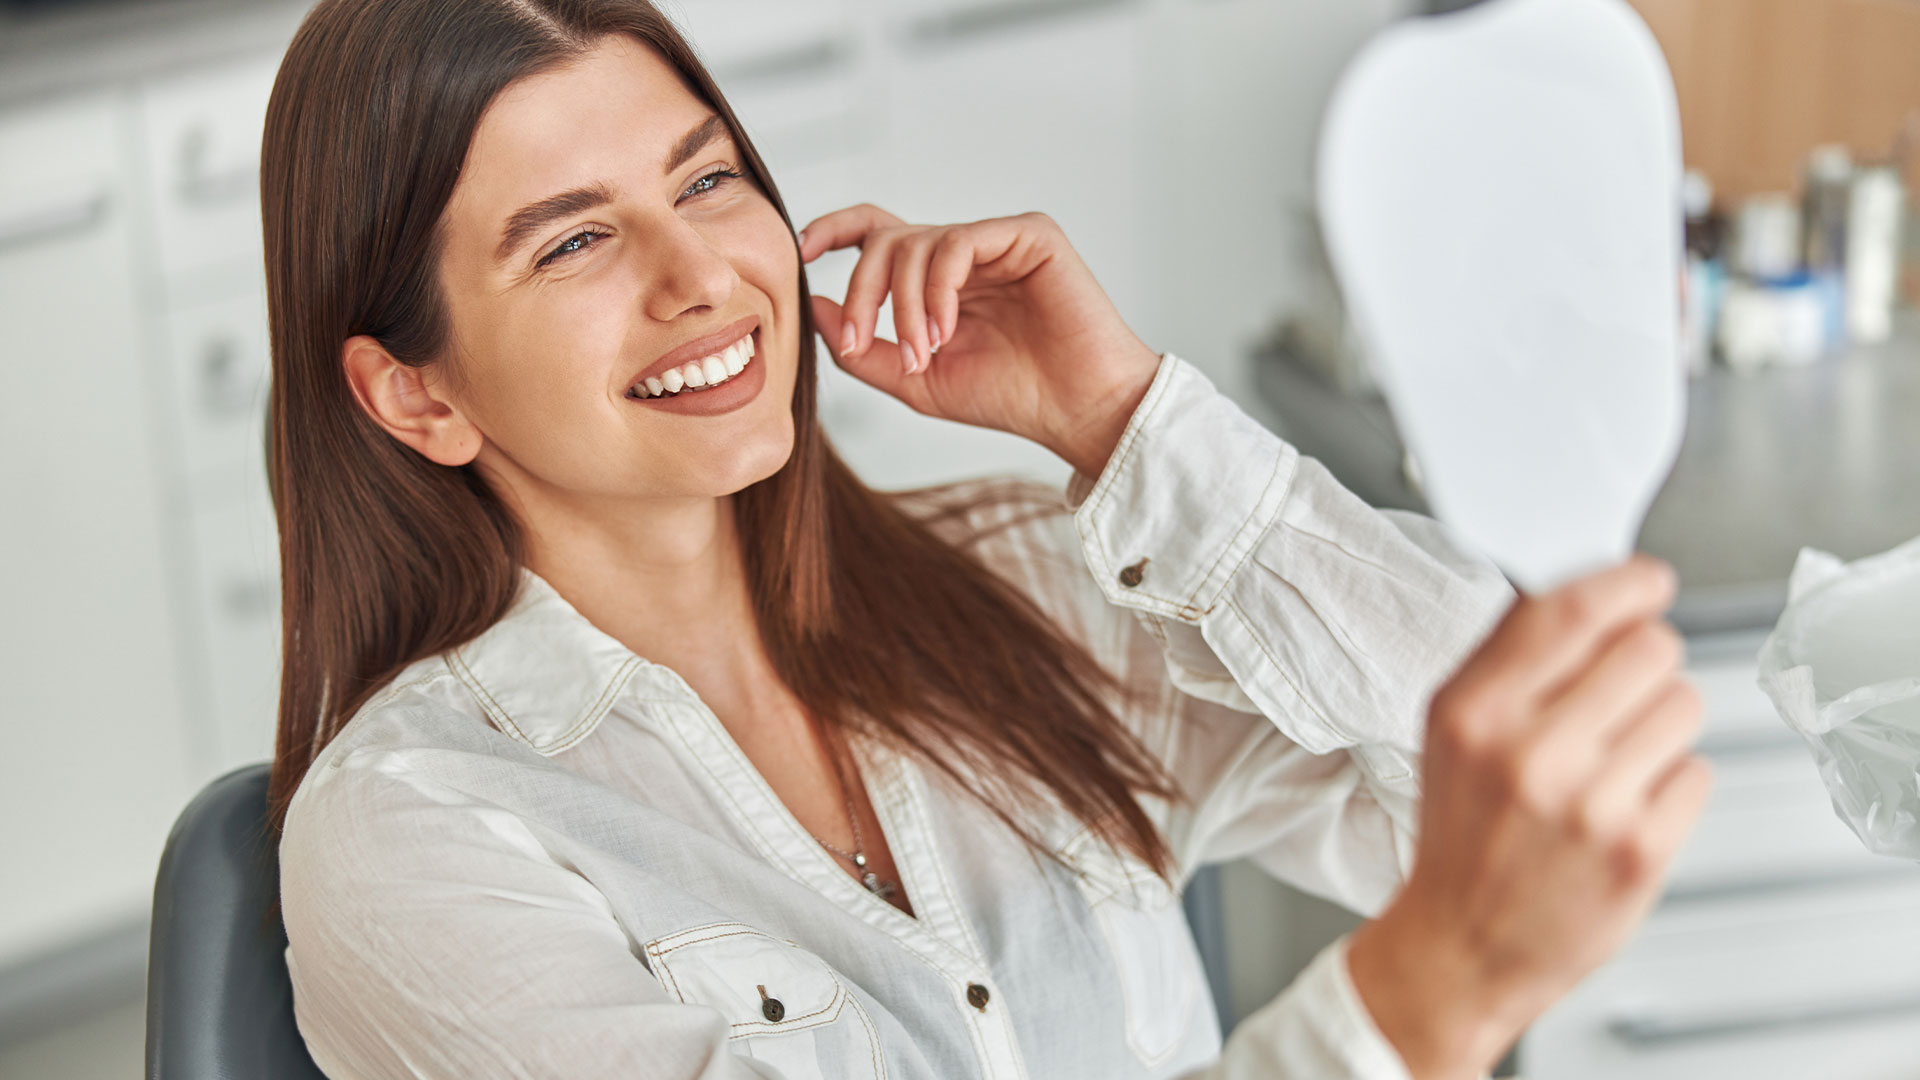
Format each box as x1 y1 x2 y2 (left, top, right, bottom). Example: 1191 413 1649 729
445 566 694 755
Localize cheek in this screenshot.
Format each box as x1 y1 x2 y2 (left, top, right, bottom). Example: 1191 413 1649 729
458 300 624 439
713 199 801 306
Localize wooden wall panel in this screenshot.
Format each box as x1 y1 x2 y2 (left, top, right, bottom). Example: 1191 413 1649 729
1625 0 1920 202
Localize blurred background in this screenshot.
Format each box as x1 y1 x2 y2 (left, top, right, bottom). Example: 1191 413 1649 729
3 0 1919 1077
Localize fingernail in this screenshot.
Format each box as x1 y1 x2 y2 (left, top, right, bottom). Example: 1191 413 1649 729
926 316 940 353
839 323 856 358
902 340 918 374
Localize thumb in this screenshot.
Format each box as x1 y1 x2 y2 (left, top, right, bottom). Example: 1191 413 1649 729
809 294 919 404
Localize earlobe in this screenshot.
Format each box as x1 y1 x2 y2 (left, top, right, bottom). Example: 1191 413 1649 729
340 334 482 467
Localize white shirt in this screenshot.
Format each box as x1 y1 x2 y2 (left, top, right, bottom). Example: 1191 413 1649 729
278 350 1515 1080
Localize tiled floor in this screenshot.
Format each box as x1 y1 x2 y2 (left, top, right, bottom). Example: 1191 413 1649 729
0 997 143 1080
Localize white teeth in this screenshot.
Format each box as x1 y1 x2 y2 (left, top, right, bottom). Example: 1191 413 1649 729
632 331 756 399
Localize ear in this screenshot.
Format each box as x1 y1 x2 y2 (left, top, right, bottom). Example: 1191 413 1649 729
340 334 483 467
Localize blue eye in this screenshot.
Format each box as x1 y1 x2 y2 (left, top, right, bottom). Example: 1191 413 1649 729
534 167 745 269
535 227 609 268
681 166 743 200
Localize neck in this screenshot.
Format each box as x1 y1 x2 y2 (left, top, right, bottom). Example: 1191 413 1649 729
510 481 783 725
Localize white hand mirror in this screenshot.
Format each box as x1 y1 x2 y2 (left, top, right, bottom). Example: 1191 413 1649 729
1317 0 1687 593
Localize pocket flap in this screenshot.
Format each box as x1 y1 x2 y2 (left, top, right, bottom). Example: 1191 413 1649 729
644 923 848 1036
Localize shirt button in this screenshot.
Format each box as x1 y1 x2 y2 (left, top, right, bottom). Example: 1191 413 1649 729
966 983 991 1011
1117 557 1149 588
758 985 785 1022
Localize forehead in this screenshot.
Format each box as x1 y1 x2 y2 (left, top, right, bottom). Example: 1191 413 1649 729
449 34 708 229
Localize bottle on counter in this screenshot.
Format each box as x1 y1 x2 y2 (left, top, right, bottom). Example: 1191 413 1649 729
1802 144 1853 351
1846 164 1907 344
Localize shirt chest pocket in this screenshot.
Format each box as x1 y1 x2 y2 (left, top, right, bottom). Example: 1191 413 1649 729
1065 837 1207 1069
642 923 885 1080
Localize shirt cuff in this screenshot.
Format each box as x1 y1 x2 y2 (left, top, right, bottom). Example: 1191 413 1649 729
1212 933 1415 1080
1066 352 1299 623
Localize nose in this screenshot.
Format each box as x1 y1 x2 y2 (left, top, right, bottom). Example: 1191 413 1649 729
640 213 739 324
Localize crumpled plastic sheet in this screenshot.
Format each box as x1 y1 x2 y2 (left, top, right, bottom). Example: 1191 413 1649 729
1757 534 1920 861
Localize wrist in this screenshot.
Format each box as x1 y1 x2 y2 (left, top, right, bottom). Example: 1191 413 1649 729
1048 342 1161 479
1345 899 1522 1080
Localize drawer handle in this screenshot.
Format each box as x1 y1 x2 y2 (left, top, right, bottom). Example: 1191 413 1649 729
1609 990 1920 1047
177 125 258 207
906 0 1132 45
710 38 849 87
0 188 110 251
198 336 264 417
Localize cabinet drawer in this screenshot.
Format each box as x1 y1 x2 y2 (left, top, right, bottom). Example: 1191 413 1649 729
1525 875 1920 1080
1664 745 1899 894
135 51 279 286
180 491 282 774
0 91 121 257
664 0 855 72
1687 631 1795 752
156 284 272 495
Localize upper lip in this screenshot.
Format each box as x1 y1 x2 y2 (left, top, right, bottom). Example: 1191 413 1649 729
628 314 760 392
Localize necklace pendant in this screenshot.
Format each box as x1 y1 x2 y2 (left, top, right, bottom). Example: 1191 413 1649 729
861 871 896 898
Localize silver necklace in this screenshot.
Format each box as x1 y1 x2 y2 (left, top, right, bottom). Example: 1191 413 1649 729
812 734 899 900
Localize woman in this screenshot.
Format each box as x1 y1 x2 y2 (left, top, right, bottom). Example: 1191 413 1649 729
262 1 1711 1077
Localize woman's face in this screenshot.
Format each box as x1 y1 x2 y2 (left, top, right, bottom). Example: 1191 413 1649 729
432 33 800 508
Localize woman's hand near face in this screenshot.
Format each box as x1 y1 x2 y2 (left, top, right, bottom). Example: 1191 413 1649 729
1346 554 1713 1080
797 204 1161 479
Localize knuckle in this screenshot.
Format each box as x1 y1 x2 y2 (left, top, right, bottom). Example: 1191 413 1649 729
1431 684 1503 748
1609 828 1662 885
1623 619 1683 672
1553 582 1602 633
1646 620 1685 667
1667 679 1704 727
1481 741 1540 807
1570 791 1620 844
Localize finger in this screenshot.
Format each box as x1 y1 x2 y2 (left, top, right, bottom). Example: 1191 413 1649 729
1621 753 1713 884
809 294 918 404
839 230 904 360
1534 617 1685 748
890 232 937 375
924 228 976 351
1468 555 1678 707
797 203 908 264
1575 677 1704 836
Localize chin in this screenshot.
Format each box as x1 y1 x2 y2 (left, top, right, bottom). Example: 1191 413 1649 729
714 419 797 494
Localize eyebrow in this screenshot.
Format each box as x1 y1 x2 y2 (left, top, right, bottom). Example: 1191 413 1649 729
492 113 730 266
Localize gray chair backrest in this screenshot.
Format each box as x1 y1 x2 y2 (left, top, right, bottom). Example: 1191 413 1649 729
146 763 327 1080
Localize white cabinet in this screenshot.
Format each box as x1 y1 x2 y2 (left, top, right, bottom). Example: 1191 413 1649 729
132 55 285 781
1525 875 1920 1080
1522 632 1920 1079
0 90 197 966
132 51 279 298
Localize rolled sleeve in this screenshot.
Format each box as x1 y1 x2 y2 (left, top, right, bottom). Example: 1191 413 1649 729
1065 351 1514 894
1180 934 1414 1080
1068 351 1512 762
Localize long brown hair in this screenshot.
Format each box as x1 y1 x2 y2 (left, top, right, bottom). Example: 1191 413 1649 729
260 0 1183 884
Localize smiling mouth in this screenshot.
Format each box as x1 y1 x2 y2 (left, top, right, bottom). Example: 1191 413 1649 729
627 330 756 399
